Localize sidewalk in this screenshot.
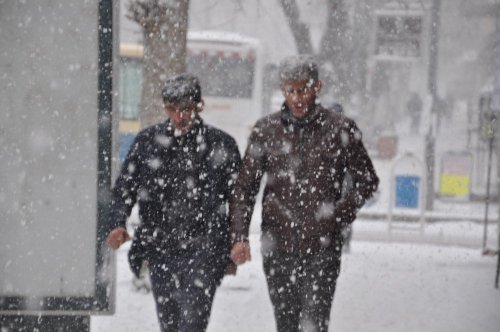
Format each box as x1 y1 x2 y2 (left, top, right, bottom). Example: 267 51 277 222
248 201 499 249
92 234 500 332
352 218 498 249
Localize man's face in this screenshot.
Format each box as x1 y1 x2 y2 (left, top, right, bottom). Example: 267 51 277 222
281 79 322 119
164 100 203 134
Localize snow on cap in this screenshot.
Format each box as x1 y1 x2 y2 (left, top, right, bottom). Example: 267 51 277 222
162 73 202 104
279 55 319 84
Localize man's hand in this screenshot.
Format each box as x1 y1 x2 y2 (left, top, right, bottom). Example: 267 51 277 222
334 200 356 228
106 227 131 250
231 241 251 265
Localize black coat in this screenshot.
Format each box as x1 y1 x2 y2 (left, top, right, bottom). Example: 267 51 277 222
107 118 241 276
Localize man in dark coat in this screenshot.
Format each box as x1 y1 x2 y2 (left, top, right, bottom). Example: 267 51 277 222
106 74 241 332
230 55 379 332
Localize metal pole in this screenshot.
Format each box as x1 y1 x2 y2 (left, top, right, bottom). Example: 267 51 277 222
483 134 494 252
496 231 500 288
425 0 441 211
492 0 500 291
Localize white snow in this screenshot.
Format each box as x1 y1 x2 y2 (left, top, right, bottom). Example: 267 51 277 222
92 108 500 332
92 232 500 332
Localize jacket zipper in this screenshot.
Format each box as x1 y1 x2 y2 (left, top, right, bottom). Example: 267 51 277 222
292 127 305 253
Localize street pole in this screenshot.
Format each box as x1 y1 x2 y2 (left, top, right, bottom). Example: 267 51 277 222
425 0 441 211
492 4 500 289
483 127 495 253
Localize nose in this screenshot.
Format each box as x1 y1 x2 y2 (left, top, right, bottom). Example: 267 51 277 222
170 110 183 121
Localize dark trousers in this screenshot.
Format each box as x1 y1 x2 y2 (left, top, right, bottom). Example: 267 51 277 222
148 249 225 332
263 249 342 332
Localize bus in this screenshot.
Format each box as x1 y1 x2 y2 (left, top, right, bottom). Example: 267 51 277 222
118 30 264 159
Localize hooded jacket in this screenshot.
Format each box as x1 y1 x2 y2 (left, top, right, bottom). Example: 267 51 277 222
230 104 378 254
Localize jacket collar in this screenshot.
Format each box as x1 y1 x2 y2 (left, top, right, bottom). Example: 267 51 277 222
164 116 205 142
280 102 324 128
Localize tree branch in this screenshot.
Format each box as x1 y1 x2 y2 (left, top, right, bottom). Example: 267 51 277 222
278 0 313 54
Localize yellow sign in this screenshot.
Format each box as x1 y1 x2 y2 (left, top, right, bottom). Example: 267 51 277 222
439 174 469 197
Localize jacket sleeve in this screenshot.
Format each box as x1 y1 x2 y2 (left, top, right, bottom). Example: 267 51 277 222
106 135 143 235
336 119 379 225
221 136 242 202
229 123 266 242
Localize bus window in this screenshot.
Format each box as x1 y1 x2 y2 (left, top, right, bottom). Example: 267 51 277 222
119 59 142 120
118 32 264 153
187 53 254 99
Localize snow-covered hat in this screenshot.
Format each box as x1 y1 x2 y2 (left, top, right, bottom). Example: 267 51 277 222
278 55 318 83
162 73 202 104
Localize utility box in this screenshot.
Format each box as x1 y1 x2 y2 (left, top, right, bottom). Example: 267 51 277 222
439 152 472 199
388 153 426 233
395 175 420 208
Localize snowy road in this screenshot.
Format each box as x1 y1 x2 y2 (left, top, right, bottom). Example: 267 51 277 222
92 234 500 332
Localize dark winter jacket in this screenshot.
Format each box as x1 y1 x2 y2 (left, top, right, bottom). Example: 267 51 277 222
107 118 241 270
230 104 378 254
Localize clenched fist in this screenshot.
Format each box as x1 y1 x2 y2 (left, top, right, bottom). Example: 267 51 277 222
106 227 131 249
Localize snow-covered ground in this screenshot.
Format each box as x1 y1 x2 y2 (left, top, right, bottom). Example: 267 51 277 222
92 110 500 332
92 233 500 332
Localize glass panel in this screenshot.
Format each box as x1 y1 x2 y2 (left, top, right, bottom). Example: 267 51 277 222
119 59 143 120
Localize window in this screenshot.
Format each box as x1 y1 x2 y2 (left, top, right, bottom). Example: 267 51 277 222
375 14 423 58
187 53 254 98
119 59 143 120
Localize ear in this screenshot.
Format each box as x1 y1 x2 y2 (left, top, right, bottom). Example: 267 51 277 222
314 80 323 93
195 99 205 114
162 101 169 116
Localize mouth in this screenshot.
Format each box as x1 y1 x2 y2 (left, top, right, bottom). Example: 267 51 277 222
292 104 307 111
171 122 188 133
